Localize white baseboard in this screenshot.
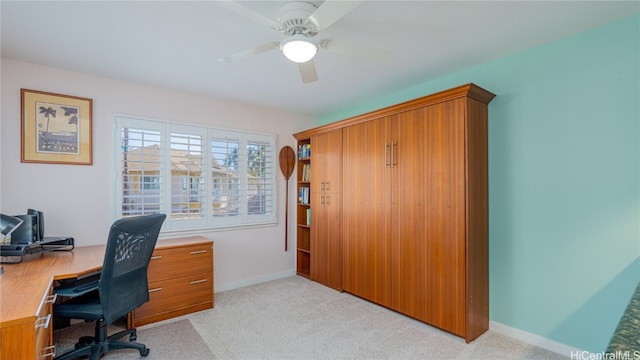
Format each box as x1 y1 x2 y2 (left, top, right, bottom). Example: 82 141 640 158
490 321 584 356
214 269 296 293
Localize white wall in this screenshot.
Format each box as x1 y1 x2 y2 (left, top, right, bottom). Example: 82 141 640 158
0 58 316 292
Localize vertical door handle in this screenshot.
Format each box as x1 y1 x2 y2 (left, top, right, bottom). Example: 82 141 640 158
325 181 330 191
391 142 396 167
385 143 389 167
326 195 330 205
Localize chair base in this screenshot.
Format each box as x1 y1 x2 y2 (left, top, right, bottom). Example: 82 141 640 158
55 320 149 360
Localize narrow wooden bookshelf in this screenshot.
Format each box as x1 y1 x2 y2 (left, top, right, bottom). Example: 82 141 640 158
296 140 311 278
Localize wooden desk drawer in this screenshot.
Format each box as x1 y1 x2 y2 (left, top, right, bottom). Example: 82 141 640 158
35 318 52 358
147 243 212 283
36 287 55 359
134 273 213 322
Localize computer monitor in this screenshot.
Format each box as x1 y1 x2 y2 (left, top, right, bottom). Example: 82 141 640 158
27 209 45 241
0 214 24 244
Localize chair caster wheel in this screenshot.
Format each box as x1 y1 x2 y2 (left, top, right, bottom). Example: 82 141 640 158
140 347 150 357
75 336 92 349
129 333 137 341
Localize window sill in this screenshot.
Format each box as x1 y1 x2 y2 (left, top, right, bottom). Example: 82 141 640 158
158 221 278 239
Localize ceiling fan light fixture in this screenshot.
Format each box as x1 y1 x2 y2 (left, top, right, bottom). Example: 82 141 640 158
280 34 318 63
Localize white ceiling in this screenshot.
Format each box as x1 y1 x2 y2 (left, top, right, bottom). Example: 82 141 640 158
1 1 638 118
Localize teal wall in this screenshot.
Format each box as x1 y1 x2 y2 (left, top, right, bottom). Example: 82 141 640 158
318 15 640 353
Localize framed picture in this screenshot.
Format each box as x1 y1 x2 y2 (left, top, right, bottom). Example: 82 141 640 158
21 89 93 165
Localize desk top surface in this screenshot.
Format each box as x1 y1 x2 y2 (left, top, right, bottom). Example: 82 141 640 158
0 236 212 328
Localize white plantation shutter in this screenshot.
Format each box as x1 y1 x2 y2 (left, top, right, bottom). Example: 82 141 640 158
171 133 204 219
120 126 164 217
246 138 274 217
114 115 276 231
211 136 240 221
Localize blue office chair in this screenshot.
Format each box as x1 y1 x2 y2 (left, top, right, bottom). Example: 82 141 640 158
54 214 166 360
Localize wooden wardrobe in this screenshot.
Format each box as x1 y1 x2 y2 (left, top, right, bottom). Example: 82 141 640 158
293 83 495 342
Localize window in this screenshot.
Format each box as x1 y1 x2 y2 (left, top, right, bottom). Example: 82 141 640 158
114 115 276 231
211 138 240 217
142 176 160 190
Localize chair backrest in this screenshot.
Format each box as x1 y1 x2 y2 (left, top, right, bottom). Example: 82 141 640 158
99 214 166 324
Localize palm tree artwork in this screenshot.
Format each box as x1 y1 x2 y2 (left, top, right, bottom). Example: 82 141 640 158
39 106 56 133
36 103 79 154
61 106 79 133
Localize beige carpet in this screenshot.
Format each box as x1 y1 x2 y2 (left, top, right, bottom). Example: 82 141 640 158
54 276 568 359
54 318 216 359
189 276 568 359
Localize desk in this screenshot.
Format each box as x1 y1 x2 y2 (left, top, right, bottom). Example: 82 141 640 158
0 236 213 360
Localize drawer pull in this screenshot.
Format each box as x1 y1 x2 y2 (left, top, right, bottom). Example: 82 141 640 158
189 250 207 255
148 287 163 293
150 255 162 260
42 345 56 359
190 279 207 285
35 314 51 329
46 293 58 304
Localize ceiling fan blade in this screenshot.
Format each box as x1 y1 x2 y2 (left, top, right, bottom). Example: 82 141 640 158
215 0 281 30
322 38 390 62
298 60 318 84
308 0 365 31
218 42 279 62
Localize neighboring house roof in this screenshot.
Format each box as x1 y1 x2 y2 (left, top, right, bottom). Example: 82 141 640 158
122 145 251 180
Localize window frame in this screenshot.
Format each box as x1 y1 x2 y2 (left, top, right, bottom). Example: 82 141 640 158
113 114 277 233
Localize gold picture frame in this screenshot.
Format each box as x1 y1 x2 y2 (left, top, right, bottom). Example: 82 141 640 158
21 89 93 165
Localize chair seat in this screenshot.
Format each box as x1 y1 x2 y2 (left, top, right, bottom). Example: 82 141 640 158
54 290 103 321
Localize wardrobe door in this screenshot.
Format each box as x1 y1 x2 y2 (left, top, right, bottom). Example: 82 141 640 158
341 118 391 306
389 109 430 320
389 101 467 336
424 100 467 335
310 130 343 291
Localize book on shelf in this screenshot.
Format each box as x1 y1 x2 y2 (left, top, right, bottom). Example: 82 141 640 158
306 208 311 226
298 186 310 205
301 164 311 182
298 143 311 159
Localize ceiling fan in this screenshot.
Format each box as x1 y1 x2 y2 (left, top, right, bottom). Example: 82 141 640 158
216 0 390 84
